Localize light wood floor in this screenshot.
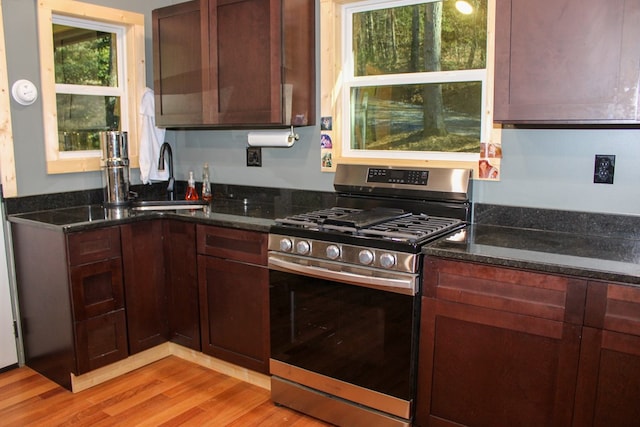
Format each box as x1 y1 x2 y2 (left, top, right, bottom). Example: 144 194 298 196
0 356 333 426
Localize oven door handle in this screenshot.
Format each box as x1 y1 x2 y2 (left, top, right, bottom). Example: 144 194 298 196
268 254 417 296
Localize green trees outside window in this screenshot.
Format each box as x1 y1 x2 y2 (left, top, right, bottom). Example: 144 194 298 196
348 0 487 153
53 23 121 151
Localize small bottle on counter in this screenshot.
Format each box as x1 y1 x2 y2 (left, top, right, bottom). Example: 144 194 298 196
201 163 212 202
185 171 199 200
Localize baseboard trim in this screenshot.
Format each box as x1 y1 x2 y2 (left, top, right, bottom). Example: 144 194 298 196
70 342 270 393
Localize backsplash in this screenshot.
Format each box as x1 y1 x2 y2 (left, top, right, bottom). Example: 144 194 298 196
474 203 640 240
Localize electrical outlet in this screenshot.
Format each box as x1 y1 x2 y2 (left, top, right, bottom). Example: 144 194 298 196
593 154 615 184
246 147 262 167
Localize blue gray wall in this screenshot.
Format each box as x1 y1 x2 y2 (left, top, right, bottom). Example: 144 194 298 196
4 0 640 215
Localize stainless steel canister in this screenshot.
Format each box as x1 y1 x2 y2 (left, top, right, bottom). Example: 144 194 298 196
100 131 131 207
101 130 129 160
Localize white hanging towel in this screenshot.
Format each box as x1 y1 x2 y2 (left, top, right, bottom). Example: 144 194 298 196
139 87 169 184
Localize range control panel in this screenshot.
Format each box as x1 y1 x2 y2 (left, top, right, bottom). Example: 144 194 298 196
366 167 429 186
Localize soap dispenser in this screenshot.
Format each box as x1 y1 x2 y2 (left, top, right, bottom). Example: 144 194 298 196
202 163 212 202
185 171 199 200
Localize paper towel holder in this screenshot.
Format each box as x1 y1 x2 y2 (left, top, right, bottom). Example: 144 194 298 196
288 126 300 144
247 126 299 148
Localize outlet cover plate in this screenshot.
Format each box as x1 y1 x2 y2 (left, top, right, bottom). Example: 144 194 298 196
247 147 262 167
594 154 615 184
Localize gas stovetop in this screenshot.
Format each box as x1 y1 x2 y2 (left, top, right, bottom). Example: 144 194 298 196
269 164 472 268
274 206 463 244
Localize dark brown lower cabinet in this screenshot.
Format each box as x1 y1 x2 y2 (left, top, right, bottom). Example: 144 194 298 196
416 257 587 427
13 218 269 390
121 221 168 354
12 224 127 390
197 225 269 374
163 220 200 350
572 282 640 427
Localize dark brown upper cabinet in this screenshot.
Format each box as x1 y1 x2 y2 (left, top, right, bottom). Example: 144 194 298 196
494 0 640 125
153 0 315 128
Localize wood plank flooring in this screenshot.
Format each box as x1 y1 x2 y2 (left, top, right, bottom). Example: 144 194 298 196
0 356 333 426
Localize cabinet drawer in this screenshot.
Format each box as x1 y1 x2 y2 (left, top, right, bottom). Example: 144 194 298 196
423 258 587 324
67 227 121 266
585 282 640 336
197 225 267 265
74 309 128 374
70 258 124 321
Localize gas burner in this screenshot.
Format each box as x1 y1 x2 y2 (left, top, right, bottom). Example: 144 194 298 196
361 214 463 242
275 207 361 229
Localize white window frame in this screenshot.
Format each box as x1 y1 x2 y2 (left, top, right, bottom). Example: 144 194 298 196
37 0 145 174
320 0 499 173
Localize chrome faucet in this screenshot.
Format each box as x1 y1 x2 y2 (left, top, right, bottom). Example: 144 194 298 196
158 142 175 201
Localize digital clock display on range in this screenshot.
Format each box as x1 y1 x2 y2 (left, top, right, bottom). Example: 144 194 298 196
366 168 429 185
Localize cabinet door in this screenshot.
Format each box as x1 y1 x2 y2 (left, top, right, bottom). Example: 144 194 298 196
198 255 269 373
573 282 640 426
163 220 200 350
416 258 586 427
74 309 128 374
121 221 168 354
494 0 640 124
205 0 282 125
417 298 581 427
153 0 205 126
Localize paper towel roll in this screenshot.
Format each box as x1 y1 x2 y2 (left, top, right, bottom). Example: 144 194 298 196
247 130 296 147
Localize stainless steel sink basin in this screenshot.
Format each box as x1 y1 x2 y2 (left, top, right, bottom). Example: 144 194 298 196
131 200 208 211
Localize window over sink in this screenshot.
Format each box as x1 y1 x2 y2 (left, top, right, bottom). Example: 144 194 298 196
37 0 145 174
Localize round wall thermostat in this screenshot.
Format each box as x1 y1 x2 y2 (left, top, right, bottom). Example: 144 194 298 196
11 79 38 106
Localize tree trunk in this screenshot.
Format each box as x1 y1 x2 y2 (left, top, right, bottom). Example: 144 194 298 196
410 6 420 72
423 2 446 137
389 9 397 65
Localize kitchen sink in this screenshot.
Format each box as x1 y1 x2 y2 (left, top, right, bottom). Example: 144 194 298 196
131 200 208 211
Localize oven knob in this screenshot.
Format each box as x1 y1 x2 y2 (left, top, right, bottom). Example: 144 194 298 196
379 253 396 269
326 245 340 260
279 238 293 252
358 249 374 265
296 240 311 255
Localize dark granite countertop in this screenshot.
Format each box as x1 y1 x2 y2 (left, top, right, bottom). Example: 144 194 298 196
6 184 337 234
424 224 640 286
7 197 322 233
7 188 640 286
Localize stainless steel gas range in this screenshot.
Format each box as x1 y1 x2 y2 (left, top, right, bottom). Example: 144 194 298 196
268 164 472 427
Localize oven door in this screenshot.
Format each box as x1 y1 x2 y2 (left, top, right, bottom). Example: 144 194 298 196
269 252 419 423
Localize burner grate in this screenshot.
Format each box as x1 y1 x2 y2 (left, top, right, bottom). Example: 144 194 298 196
361 214 462 242
276 208 463 244
275 207 360 229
